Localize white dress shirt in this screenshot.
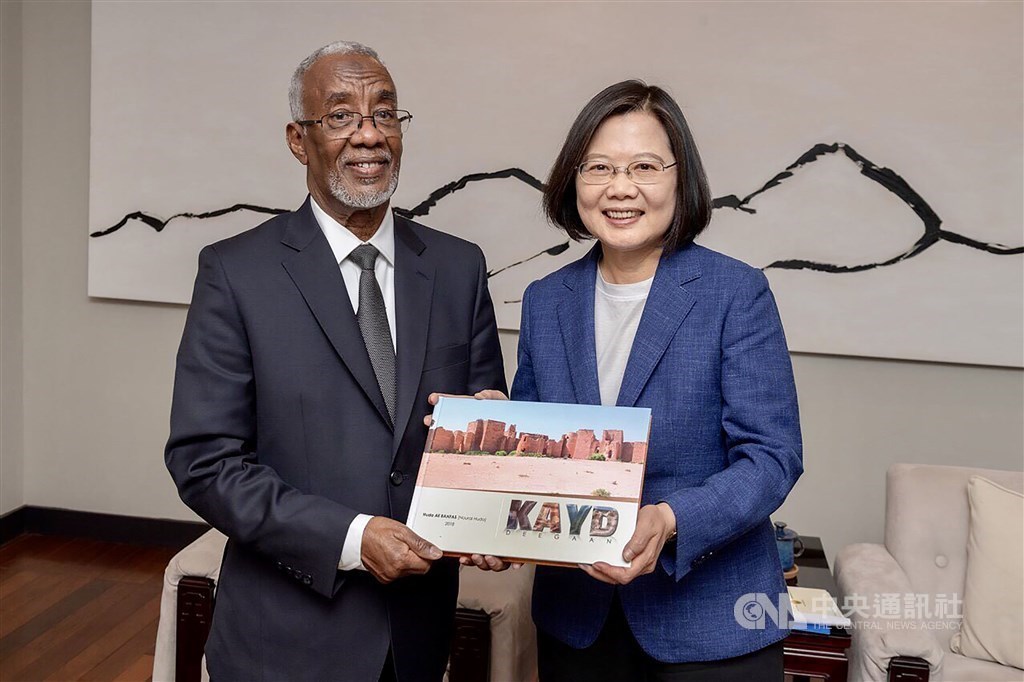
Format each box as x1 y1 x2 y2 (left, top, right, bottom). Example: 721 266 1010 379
309 197 397 571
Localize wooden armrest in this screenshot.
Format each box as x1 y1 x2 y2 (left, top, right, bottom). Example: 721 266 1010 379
173 578 491 682
449 607 490 682
888 656 930 682
176 576 216 682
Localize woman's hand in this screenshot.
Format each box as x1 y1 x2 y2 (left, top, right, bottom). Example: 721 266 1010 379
579 502 676 585
423 390 509 426
459 553 523 572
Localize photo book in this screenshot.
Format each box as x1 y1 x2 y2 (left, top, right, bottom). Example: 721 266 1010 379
406 397 652 567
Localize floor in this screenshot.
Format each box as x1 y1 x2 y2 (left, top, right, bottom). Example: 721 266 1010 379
0 534 176 682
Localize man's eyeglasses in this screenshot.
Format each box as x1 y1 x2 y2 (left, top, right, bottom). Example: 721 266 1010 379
578 160 678 185
296 109 413 139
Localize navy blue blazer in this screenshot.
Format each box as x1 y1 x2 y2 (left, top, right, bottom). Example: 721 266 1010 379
511 242 802 662
166 198 506 681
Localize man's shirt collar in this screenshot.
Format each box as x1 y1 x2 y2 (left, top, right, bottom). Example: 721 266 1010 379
309 195 396 267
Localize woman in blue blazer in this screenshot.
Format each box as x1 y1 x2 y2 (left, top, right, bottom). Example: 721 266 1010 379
511 81 803 680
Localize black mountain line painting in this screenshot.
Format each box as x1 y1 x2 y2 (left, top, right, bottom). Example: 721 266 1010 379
90 142 1023 278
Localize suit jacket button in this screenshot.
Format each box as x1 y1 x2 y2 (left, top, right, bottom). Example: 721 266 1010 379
303 575 313 586
390 470 405 486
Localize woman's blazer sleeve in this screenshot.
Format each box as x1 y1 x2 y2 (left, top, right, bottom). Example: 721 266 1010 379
510 282 539 402
659 268 803 581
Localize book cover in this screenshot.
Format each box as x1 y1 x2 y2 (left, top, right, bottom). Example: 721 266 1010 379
787 586 853 629
406 397 652 567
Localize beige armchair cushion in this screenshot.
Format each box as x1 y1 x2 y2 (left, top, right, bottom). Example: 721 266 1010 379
885 464 1023 652
944 652 1024 681
949 477 1024 670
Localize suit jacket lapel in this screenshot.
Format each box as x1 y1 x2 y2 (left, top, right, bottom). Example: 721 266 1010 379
557 246 602 406
280 198 392 428
616 245 701 407
392 215 434 454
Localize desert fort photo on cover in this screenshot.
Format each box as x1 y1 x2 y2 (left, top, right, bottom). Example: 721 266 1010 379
419 399 651 502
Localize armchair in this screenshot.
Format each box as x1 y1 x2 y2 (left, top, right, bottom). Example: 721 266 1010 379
834 463 1023 682
152 529 537 682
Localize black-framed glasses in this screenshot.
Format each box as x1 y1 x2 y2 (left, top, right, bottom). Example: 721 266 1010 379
578 160 678 185
296 109 412 139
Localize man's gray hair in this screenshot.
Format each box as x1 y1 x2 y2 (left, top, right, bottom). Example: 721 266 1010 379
288 41 384 121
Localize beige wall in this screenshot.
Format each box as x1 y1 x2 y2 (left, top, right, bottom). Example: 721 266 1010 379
4 1 1022 563
1 0 25 515
16 1 190 519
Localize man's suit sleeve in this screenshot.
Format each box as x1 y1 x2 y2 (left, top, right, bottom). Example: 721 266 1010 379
658 269 803 581
467 245 508 396
165 245 356 599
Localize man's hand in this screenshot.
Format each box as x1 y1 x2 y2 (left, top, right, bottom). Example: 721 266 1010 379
579 502 676 585
361 516 443 584
423 390 509 426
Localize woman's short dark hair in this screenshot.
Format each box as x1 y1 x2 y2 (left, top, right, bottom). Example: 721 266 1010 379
543 80 712 252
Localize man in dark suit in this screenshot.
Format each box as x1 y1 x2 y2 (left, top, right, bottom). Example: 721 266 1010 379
165 41 506 682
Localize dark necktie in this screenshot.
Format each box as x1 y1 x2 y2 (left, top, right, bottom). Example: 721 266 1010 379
348 244 396 423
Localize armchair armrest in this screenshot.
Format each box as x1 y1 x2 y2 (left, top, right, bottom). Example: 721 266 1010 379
888 655 932 682
834 543 944 682
175 577 215 682
153 529 225 682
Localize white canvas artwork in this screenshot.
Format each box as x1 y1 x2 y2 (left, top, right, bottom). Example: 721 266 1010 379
88 2 1023 367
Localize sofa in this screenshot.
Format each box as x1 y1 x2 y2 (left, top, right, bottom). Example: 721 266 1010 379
834 463 1023 682
152 529 538 682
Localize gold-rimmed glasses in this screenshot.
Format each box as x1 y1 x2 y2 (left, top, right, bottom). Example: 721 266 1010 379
578 160 678 185
296 109 412 139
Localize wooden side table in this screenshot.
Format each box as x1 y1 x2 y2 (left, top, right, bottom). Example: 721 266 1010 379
783 536 852 681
